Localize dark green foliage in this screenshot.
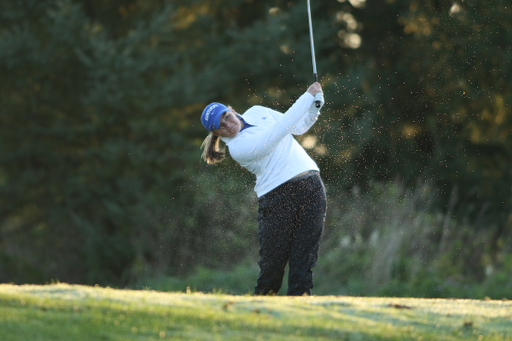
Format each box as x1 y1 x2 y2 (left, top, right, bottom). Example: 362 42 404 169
0 0 259 285
0 0 510 295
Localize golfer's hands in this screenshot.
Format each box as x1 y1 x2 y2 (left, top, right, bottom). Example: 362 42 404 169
307 82 322 96
307 82 324 112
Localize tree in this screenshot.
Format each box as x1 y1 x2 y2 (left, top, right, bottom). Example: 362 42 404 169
0 0 510 286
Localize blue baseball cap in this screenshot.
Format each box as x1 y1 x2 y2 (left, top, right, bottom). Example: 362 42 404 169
201 102 229 132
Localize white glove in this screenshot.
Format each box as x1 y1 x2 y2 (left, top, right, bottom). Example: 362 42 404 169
308 92 325 113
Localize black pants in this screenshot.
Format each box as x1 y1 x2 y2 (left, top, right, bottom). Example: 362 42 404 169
254 171 326 296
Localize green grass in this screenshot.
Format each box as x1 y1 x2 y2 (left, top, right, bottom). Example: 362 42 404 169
0 284 511 341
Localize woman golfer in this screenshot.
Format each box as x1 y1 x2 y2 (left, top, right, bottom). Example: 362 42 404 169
200 82 326 296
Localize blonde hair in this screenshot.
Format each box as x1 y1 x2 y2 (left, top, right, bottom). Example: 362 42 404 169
200 133 225 164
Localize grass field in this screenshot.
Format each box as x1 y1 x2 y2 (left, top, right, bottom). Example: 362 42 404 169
0 283 511 341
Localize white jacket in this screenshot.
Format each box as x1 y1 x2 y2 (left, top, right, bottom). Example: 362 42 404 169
221 92 321 197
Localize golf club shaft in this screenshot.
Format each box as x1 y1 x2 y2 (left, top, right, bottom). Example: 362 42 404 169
307 0 321 108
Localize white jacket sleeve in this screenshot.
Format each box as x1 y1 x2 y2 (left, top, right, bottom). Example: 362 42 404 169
267 93 323 135
267 109 318 135
228 92 314 163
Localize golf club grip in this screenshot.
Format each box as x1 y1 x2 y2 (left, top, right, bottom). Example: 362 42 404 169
313 73 321 108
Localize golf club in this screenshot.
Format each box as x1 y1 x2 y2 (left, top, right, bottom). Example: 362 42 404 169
307 0 321 108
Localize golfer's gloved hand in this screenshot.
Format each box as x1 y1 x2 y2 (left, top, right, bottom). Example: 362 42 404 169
308 92 325 114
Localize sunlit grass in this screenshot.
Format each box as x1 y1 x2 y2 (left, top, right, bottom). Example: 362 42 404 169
0 283 511 340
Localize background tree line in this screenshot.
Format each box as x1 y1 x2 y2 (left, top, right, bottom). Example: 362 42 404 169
0 0 510 297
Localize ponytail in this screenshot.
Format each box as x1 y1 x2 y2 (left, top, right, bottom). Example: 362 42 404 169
200 133 225 164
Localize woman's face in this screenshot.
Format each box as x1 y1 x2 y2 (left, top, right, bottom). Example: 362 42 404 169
213 109 243 138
